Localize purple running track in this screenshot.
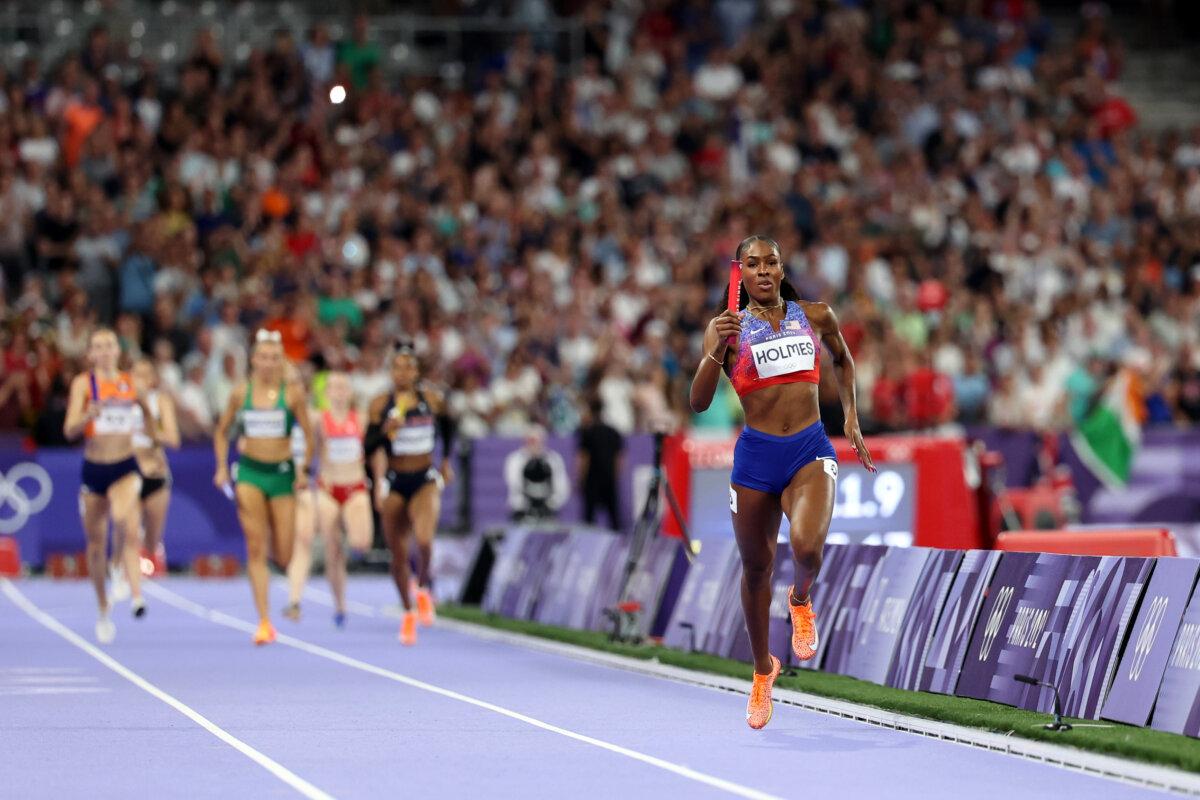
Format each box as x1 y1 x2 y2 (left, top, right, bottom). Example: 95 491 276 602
0 577 1168 800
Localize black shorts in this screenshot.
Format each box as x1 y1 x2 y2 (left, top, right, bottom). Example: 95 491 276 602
81 457 141 495
386 467 440 502
140 474 171 500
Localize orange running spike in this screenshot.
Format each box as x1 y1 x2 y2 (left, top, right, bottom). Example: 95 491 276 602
788 586 819 661
253 619 277 646
399 610 418 646
416 588 436 627
746 655 781 730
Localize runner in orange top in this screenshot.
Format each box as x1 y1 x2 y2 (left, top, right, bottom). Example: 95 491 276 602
63 328 159 643
285 371 373 627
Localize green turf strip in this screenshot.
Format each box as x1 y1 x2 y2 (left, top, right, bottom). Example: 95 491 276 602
440 604 1200 774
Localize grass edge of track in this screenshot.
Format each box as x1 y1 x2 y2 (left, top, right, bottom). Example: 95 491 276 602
439 604 1200 775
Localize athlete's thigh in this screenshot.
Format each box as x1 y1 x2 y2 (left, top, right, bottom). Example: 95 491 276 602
730 484 782 569
407 482 441 545
380 493 410 542
235 484 271 541
106 473 142 527
80 491 110 538
315 490 341 542
142 488 170 533
779 459 836 542
341 491 373 551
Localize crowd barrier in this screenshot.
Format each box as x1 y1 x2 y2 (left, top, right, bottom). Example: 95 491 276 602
466 527 1200 739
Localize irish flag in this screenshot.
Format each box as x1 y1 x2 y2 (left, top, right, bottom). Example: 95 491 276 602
1071 367 1147 487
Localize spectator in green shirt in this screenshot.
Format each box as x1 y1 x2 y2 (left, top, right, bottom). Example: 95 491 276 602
336 15 379 90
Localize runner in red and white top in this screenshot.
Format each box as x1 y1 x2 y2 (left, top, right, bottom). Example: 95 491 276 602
285 371 373 626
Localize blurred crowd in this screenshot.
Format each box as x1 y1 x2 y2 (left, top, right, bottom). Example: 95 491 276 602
1 0 1199 446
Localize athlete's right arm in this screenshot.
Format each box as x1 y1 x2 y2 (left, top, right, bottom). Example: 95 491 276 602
688 311 741 413
62 374 99 441
212 383 243 488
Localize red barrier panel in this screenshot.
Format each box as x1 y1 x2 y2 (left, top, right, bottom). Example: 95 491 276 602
995 529 1177 557
0 536 20 577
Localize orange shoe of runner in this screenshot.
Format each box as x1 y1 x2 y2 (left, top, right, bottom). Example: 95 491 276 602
253 619 277 646
416 588 436 627
399 610 418 646
746 655 781 730
789 587 819 661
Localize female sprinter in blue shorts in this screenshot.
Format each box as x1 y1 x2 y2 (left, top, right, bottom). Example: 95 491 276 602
689 235 875 729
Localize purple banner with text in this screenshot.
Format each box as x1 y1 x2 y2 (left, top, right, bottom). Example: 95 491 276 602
885 548 964 691
846 547 934 684
821 545 888 675
919 549 1001 695
1036 557 1152 719
1104 558 1200 727
1150 582 1200 737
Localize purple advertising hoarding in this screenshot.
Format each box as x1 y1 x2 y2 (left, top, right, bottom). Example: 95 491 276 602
2 447 245 569
663 540 741 654
821 545 889 675
534 530 627 630
796 543 880 671
1013 556 1104 712
846 547 935 683
1038 557 1153 719
886 549 963 691
920 549 1002 695
1104 558 1200 727
429 533 484 604
1151 581 1200 737
481 527 569 618
957 553 1077 707
620 536 684 639
726 544 795 665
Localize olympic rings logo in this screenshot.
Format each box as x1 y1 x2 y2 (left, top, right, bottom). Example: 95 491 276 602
0 463 53 534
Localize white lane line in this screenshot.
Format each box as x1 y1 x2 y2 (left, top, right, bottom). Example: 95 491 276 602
146 582 781 800
0 580 335 800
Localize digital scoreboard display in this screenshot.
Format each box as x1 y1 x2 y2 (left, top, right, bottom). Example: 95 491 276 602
687 459 916 546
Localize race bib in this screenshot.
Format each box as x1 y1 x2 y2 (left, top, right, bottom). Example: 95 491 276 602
242 408 287 439
326 436 363 464
750 334 815 379
93 402 136 435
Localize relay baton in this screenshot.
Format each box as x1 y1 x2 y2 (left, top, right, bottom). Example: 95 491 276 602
726 260 741 345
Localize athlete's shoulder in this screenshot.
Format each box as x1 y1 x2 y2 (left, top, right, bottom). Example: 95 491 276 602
420 382 446 410
799 301 837 330
69 372 91 395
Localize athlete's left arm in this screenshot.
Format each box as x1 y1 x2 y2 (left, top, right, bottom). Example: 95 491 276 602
807 302 876 473
156 393 182 449
289 383 316 489
426 386 456 485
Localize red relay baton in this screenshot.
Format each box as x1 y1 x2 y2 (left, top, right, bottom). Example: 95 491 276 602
726 259 741 345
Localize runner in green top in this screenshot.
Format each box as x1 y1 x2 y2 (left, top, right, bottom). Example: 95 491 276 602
212 329 314 645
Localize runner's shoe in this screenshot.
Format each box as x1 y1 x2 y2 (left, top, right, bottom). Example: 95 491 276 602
253 619 277 646
95 613 115 645
416 588 436 627
131 598 146 619
109 564 130 602
746 655 781 730
399 610 418 646
789 587 819 661
283 602 301 622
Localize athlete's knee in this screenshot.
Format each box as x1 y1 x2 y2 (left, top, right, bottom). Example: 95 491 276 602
742 562 773 592
245 536 268 563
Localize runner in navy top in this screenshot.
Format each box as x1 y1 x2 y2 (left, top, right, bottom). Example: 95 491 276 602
689 235 875 729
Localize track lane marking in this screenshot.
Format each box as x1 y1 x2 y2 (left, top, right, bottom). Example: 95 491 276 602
147 581 781 800
1 579 336 800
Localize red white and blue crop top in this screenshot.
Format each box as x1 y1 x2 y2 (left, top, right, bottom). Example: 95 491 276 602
728 301 820 397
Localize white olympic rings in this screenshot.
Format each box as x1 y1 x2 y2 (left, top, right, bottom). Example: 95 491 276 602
0 463 53 535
